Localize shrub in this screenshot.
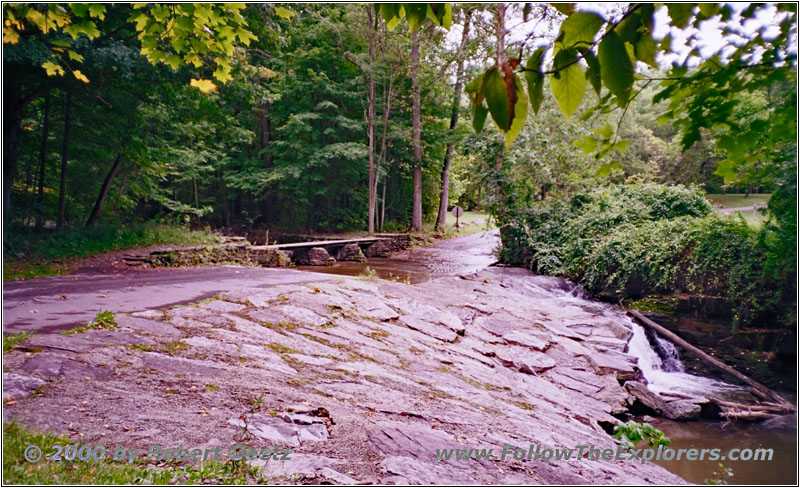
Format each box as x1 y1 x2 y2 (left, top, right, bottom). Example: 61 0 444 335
499 183 789 327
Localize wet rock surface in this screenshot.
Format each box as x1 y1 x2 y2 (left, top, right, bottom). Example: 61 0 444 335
3 267 686 484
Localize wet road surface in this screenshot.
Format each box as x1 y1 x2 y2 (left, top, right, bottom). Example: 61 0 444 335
3 229 499 334
3 266 335 333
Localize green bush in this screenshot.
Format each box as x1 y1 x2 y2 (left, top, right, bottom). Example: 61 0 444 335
499 183 789 327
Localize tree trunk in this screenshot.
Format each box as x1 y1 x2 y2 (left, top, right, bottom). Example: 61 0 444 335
85 152 123 227
366 7 377 234
4 80 49 219
374 69 396 232
411 31 423 231
380 175 387 231
35 94 51 231
4 80 23 219
436 11 472 232
57 91 72 229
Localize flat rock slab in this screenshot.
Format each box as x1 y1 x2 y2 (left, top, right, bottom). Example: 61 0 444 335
229 413 329 447
254 454 359 484
400 316 458 343
367 420 456 460
20 354 112 380
493 346 557 374
583 351 636 380
380 456 487 485
25 334 100 353
501 330 549 351
3 373 47 400
80 330 148 346
198 300 246 313
116 315 182 337
141 353 222 376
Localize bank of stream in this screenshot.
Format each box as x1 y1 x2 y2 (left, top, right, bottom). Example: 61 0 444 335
297 229 797 485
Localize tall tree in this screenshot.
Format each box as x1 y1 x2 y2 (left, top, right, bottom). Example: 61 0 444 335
410 31 423 231
34 94 50 231
366 7 378 234
436 9 472 231
56 90 72 230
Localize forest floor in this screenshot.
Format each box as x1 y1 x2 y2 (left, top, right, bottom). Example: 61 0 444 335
3 266 686 484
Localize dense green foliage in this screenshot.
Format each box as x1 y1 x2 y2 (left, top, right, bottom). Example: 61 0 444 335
4 223 218 280
499 184 793 327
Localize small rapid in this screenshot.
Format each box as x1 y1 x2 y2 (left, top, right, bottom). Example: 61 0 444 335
627 319 738 396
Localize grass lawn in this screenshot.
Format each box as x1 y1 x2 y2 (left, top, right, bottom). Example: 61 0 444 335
442 210 495 235
705 193 770 209
706 193 770 228
724 209 768 228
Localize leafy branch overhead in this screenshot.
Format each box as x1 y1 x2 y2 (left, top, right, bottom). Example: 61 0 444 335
378 2 797 154
2 3 261 92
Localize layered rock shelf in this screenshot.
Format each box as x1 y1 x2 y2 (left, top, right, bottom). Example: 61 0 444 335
3 267 686 484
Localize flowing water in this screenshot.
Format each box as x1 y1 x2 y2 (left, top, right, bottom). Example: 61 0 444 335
296 229 797 484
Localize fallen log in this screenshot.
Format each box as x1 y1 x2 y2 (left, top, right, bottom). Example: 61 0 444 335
716 410 785 421
710 398 795 414
627 309 795 411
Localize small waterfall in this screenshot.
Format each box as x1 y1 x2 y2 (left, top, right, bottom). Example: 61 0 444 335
628 319 736 396
648 329 685 372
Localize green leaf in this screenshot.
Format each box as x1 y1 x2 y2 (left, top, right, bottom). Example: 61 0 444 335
426 3 452 29
473 104 489 133
667 4 693 27
404 3 428 31
274 6 295 20
524 48 545 114
88 4 106 20
596 161 620 177
66 49 83 62
697 3 719 19
616 11 641 43
551 3 575 16
549 48 586 117
598 31 633 102
505 75 528 148
574 135 598 155
379 3 403 30
41 60 65 77
165 54 182 70
582 49 602 95
483 67 510 130
634 34 657 67
560 11 605 48
69 4 89 18
465 72 486 106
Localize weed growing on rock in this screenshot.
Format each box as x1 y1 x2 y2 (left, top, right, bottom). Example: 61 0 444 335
3 332 30 353
61 310 118 335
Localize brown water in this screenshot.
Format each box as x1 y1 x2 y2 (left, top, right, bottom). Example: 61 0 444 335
297 229 797 485
649 418 797 485
295 229 500 284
